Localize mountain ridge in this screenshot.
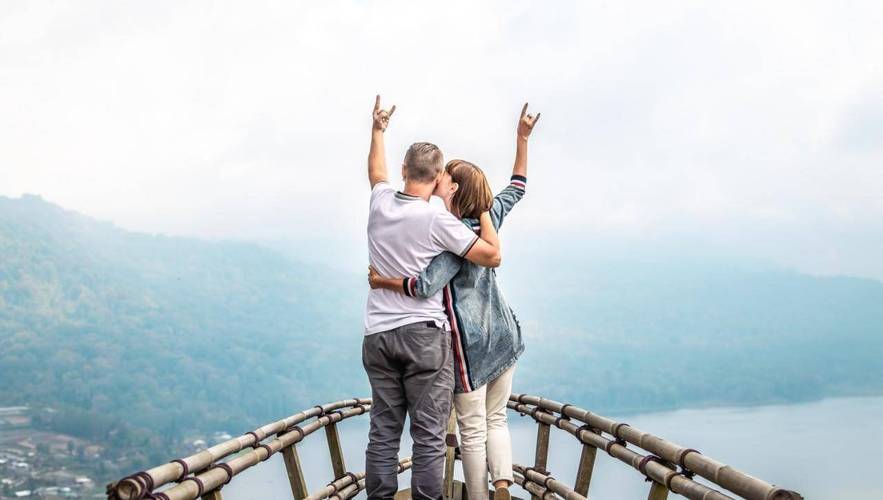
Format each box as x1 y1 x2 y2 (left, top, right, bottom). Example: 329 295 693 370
1 194 882 468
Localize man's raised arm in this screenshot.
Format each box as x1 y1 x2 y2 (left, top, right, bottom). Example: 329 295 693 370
368 95 396 188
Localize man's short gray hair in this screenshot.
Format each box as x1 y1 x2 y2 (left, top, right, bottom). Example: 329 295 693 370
403 142 444 183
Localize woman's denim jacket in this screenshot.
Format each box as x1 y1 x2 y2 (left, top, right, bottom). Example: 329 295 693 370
402 175 527 393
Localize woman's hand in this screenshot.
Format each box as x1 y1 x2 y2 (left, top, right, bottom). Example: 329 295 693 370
517 102 541 140
368 265 415 295
512 102 538 178
480 211 494 225
368 265 382 289
479 211 501 253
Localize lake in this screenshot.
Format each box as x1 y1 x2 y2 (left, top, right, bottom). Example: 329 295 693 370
222 395 883 499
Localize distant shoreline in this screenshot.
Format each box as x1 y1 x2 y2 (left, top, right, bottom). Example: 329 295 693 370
603 390 883 419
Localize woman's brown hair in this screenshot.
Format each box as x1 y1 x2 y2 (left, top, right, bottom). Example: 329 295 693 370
446 159 493 219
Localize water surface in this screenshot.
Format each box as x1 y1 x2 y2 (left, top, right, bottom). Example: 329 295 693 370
224 396 883 499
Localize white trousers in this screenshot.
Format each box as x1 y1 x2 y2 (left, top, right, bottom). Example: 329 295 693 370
454 365 516 500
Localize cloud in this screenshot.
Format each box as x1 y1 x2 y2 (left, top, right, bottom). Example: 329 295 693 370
1 0 882 278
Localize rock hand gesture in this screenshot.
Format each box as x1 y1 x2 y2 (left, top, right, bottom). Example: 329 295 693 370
372 95 397 132
517 103 541 140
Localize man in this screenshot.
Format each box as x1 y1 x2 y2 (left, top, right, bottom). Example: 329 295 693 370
363 95 502 500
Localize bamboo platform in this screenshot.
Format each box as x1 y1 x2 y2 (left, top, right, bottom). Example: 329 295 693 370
106 394 803 500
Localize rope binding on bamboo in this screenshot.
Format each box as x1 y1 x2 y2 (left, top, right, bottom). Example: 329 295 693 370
208 463 233 485
638 455 664 481
168 459 189 480
677 447 700 478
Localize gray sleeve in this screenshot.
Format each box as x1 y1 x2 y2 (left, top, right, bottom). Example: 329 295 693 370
489 176 527 229
403 251 464 299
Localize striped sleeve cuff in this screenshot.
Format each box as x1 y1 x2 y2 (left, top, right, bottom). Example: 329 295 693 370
402 277 418 297
460 234 480 257
510 175 527 191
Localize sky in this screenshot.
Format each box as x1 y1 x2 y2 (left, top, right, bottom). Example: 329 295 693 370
1 1 882 279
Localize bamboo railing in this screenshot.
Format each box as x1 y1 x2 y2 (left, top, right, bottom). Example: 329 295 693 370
107 394 803 500
107 399 374 500
507 393 802 500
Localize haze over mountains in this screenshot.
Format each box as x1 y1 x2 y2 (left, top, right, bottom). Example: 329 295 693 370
2 194 882 465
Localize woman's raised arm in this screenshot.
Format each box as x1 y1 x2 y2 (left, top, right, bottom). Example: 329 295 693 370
489 103 541 228
513 102 540 178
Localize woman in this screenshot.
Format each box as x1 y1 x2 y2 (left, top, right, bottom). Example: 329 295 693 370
368 103 540 500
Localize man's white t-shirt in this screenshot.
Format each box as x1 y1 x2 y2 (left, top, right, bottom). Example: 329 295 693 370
365 182 479 335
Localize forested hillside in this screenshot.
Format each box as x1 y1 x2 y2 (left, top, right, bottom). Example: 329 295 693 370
508 257 883 412
2 194 882 470
0 195 367 466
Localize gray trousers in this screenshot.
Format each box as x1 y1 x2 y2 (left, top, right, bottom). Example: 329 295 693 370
362 321 454 500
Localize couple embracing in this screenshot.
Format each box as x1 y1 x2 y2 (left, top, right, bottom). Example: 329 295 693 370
362 95 540 500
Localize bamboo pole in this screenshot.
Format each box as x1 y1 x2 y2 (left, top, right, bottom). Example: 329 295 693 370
304 458 412 500
282 443 309 500
110 398 370 500
443 409 458 500
108 393 803 500
572 443 597 497
330 479 364 500
149 405 370 500
647 482 669 500
453 480 465 500
531 421 551 500
509 401 735 500
534 421 551 473
304 472 363 500
514 464 585 500
513 473 559 500
325 422 347 480
510 395 802 500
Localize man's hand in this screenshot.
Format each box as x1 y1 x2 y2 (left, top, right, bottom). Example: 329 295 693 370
517 102 541 140
373 95 396 132
368 95 395 187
